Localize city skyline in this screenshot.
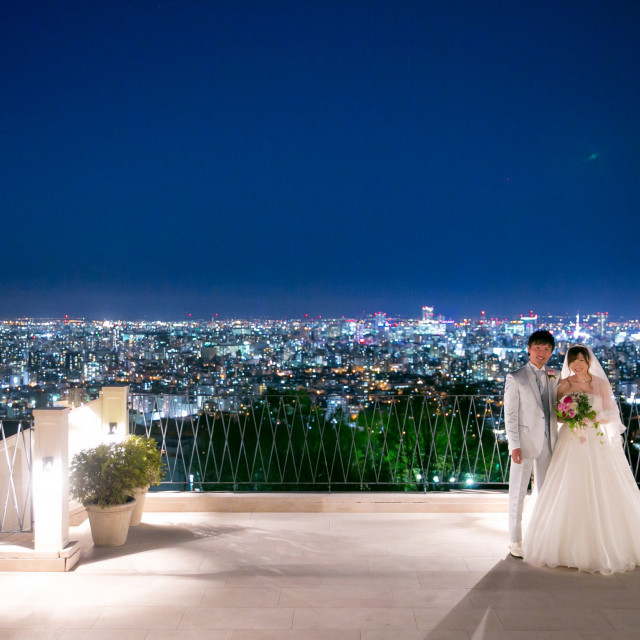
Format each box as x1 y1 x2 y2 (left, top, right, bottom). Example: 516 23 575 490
2 308 638 424
0 306 633 323
2 2 639 319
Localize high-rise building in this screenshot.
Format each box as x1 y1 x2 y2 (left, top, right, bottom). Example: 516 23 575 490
422 306 434 322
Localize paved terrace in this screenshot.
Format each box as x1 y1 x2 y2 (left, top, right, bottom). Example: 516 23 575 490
1 492 640 639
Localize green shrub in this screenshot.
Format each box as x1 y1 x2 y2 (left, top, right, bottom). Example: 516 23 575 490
121 435 165 488
70 443 138 507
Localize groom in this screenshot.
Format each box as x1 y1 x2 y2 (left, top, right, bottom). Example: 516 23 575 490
504 329 558 557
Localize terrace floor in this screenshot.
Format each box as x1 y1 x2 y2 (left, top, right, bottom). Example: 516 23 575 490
1 493 640 639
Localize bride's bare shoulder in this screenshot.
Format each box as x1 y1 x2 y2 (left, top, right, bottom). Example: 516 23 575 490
557 377 573 393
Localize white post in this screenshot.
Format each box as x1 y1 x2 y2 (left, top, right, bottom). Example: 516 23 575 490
101 386 130 441
33 407 70 553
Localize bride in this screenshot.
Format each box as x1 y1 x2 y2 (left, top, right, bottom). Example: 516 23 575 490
523 345 640 574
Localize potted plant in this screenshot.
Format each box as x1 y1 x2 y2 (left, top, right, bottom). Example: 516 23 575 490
121 435 165 526
69 442 139 546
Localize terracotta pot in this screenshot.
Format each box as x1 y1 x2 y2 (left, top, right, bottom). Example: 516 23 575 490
86 499 136 547
129 486 150 526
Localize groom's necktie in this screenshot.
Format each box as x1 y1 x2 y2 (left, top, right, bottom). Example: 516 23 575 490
536 370 550 438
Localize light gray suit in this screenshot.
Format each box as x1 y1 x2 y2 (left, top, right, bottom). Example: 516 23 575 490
504 364 558 543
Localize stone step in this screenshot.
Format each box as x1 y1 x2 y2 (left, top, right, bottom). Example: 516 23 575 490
143 490 509 513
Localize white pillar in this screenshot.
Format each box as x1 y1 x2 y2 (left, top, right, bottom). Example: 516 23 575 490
33 407 70 553
101 386 130 441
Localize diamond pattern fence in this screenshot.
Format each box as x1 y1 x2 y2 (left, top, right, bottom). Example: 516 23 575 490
0 420 33 533
129 393 640 492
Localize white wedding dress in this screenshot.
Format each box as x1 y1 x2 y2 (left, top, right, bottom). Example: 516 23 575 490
523 391 640 574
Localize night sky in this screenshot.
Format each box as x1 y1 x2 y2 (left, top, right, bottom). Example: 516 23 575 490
2 1 639 320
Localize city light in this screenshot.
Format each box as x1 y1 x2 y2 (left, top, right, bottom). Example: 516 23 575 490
0 309 637 423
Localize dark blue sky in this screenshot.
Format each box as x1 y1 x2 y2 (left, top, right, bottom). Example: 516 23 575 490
2 1 639 320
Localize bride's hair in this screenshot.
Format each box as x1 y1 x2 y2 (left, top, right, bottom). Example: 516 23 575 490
567 345 592 381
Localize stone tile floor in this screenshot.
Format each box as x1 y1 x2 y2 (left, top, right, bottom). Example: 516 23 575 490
1 511 639 639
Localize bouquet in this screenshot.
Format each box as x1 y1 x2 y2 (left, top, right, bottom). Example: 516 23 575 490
556 392 601 435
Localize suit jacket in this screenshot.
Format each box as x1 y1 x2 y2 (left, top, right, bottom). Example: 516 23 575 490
504 364 558 459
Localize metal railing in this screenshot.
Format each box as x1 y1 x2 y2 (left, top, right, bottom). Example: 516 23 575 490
0 420 33 533
129 393 640 492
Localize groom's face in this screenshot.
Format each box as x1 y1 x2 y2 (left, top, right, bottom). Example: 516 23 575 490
528 342 553 369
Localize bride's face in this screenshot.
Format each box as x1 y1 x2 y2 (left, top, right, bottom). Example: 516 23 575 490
570 353 589 376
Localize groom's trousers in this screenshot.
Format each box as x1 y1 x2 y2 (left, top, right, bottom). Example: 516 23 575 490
508 441 552 543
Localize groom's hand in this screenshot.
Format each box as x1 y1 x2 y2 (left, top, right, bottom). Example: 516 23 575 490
511 448 522 464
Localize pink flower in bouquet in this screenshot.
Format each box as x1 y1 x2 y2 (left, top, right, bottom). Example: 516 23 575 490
558 395 573 412
555 391 601 440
